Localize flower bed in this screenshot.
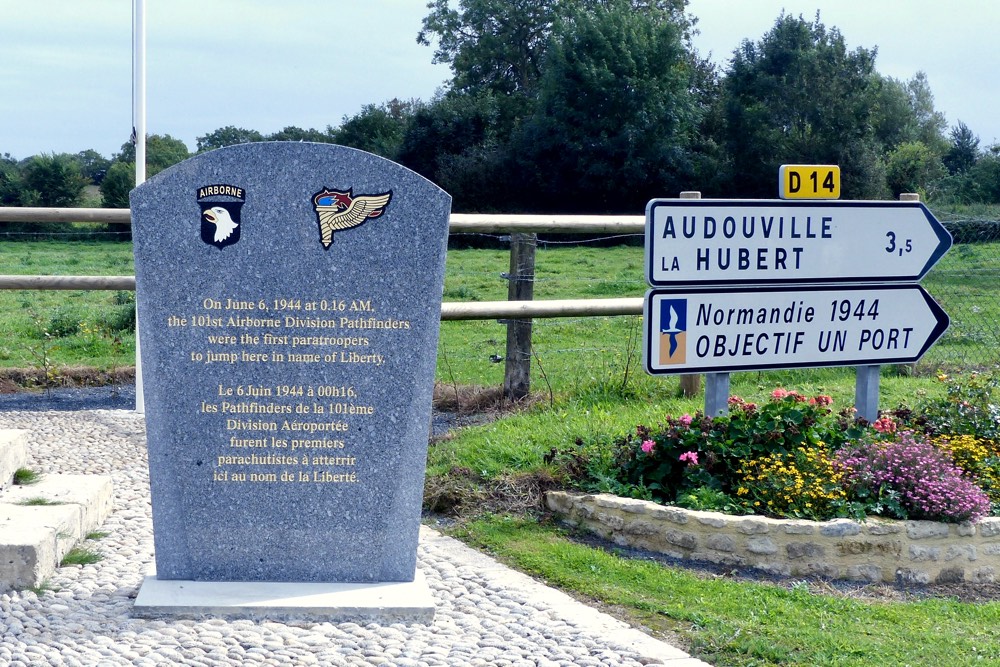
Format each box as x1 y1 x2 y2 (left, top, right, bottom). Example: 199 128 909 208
545 372 1000 582
551 374 1000 525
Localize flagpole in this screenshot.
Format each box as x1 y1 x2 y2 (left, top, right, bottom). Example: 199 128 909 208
133 0 146 413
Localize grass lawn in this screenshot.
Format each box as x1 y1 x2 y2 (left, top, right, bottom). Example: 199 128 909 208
455 516 1000 667
4 234 1000 665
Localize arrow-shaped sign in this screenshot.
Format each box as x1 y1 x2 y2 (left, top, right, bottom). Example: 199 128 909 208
645 200 952 286
643 284 949 375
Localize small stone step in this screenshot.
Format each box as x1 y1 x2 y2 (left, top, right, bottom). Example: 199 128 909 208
0 473 113 590
0 430 28 490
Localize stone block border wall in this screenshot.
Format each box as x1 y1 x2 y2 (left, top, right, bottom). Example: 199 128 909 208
546 491 1000 585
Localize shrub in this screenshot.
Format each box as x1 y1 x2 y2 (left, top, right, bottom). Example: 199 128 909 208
932 434 1000 506
614 390 862 505
45 308 81 338
736 445 847 520
834 430 991 523
920 371 1000 440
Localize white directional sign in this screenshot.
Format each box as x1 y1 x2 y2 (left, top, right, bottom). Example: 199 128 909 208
643 285 949 375
646 200 952 286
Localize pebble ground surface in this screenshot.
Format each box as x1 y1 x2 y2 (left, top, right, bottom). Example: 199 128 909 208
0 409 710 667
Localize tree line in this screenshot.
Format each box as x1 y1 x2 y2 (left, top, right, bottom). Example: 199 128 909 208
2 3 997 215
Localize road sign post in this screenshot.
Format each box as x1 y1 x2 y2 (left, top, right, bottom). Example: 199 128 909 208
643 191 952 420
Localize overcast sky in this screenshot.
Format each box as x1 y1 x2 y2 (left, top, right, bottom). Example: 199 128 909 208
3 1 998 160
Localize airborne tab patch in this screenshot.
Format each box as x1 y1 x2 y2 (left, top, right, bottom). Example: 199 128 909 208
197 184 245 250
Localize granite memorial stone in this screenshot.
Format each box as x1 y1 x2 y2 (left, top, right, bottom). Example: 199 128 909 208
130 142 450 586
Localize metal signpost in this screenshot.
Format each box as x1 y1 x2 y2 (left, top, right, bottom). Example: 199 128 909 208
643 177 953 419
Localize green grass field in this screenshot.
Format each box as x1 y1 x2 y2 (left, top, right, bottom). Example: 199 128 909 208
4 235 1000 666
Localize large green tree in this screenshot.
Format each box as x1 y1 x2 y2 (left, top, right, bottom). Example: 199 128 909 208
266 126 335 143
100 161 134 208
196 126 264 152
20 154 88 207
716 13 886 198
943 121 980 175
73 149 111 185
514 0 702 211
116 134 191 177
0 156 26 206
336 100 416 159
418 0 558 100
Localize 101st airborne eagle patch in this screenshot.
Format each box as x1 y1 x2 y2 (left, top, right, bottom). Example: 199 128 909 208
311 188 392 249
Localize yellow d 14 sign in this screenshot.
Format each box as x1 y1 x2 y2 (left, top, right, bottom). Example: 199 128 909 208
779 165 840 199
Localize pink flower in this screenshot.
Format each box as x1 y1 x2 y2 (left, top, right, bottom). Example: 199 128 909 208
678 414 693 427
810 394 833 407
771 388 789 399
873 416 897 434
728 395 745 406
641 439 655 454
679 451 699 466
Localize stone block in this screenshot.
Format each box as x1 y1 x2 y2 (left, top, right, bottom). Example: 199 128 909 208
979 519 1000 538
0 504 81 590
820 520 861 537
972 567 996 584
865 521 902 536
745 537 777 555
736 519 770 535
908 545 941 562
944 545 976 562
131 143 451 584
1 474 112 537
665 530 697 550
935 567 965 584
786 542 825 560
783 523 816 535
957 523 976 537
0 430 27 490
705 535 736 553
836 540 901 558
906 521 950 540
896 568 931 585
647 506 689 525
624 521 658 537
596 512 625 531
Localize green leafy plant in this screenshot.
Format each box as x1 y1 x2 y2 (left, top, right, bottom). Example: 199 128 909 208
25 309 62 395
16 497 63 506
834 427 992 523
612 390 863 505
736 445 850 520
920 370 1000 440
60 547 101 566
13 468 41 485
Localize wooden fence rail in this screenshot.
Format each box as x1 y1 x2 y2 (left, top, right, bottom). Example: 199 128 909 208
0 207 649 399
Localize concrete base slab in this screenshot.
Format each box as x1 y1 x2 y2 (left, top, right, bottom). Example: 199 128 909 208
0 504 81 589
2 474 113 536
132 567 436 623
0 430 27 490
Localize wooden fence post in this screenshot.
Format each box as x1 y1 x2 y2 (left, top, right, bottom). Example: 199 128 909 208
503 232 536 400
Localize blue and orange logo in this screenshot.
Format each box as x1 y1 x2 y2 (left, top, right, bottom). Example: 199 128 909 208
659 299 687 365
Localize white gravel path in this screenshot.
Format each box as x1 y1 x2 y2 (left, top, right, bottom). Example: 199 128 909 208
0 410 710 667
